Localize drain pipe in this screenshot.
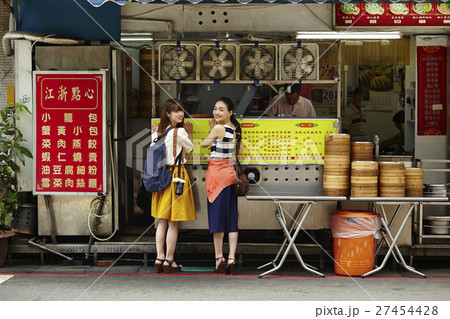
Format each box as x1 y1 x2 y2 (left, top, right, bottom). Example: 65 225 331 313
2 31 85 56
85 195 106 259
28 237 73 261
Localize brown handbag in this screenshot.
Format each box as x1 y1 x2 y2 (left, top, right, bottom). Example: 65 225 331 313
234 144 249 197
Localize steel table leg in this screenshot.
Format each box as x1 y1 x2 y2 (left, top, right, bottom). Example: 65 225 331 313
258 202 325 278
374 204 401 264
257 204 305 271
362 204 426 278
258 202 306 276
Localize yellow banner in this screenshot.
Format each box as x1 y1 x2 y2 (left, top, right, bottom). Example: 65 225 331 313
153 118 338 164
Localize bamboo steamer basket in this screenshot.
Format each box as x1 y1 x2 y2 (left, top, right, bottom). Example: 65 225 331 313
379 161 405 171
323 134 351 196
351 142 373 161
378 162 405 197
351 163 378 197
325 134 351 154
351 161 378 170
323 176 349 196
323 171 349 196
324 167 350 176
405 167 424 197
351 186 378 197
324 155 351 168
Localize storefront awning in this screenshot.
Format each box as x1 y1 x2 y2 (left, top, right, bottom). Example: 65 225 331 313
87 0 449 6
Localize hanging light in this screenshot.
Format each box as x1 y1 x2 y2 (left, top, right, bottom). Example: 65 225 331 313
120 32 154 42
236 0 253 3
287 0 302 3
296 31 402 40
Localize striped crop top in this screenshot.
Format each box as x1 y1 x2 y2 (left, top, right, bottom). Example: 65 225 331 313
210 125 236 159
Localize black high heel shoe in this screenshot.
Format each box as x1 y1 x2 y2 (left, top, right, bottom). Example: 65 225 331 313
163 260 182 273
154 258 165 273
226 258 236 275
214 256 226 274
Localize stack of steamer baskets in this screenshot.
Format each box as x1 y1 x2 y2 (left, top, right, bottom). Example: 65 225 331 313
378 162 405 197
378 164 424 197
350 142 378 197
323 135 424 197
323 134 351 196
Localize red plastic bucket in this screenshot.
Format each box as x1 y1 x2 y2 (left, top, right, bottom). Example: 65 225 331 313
331 210 380 276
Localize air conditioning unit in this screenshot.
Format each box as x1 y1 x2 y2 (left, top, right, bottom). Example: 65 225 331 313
199 43 237 81
158 43 198 81
279 43 319 81
238 44 277 81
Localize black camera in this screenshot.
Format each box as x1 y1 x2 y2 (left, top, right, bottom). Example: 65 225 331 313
175 181 184 195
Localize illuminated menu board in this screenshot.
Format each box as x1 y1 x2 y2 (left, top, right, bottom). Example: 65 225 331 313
33 72 106 194
335 3 450 27
153 118 338 164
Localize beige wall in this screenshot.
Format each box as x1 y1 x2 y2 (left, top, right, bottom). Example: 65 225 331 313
0 4 14 106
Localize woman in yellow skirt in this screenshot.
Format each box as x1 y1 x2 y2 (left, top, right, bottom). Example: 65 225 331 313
151 99 196 273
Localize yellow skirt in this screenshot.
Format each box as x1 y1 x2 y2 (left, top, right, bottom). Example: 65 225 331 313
151 164 196 222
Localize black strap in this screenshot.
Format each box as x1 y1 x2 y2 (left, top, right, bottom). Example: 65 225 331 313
175 150 183 178
234 140 241 180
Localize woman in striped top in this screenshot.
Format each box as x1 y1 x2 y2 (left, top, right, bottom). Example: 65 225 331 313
202 97 242 275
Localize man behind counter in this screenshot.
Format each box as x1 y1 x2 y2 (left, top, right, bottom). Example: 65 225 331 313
263 84 316 117
342 86 371 141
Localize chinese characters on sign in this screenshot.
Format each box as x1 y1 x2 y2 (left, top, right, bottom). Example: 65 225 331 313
335 3 450 27
417 46 447 135
34 72 105 194
152 119 338 164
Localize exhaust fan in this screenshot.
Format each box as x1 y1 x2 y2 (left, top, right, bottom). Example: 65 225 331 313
159 44 197 81
199 44 237 81
279 43 319 81
239 44 276 81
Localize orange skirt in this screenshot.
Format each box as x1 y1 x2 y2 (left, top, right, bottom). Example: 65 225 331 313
205 158 236 203
151 164 196 222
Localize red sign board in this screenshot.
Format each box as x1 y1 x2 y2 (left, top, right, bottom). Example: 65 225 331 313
417 46 447 136
336 3 450 27
33 72 106 194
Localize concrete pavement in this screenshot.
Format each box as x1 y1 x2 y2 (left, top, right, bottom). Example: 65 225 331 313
1 258 449 301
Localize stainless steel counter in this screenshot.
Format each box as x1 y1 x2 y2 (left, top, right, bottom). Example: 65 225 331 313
349 197 449 203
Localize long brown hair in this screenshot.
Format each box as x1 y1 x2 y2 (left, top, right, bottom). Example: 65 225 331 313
156 99 185 139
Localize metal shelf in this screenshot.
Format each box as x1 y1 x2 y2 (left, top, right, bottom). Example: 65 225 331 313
421 235 450 239
416 159 450 244
417 201 450 244
155 80 340 85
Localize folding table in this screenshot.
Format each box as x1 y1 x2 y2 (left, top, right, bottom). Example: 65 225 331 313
246 194 346 278
349 197 448 278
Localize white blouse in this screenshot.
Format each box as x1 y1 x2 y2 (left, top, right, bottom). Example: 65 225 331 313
150 126 193 165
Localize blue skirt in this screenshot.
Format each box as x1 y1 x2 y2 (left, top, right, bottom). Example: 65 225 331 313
207 184 238 234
